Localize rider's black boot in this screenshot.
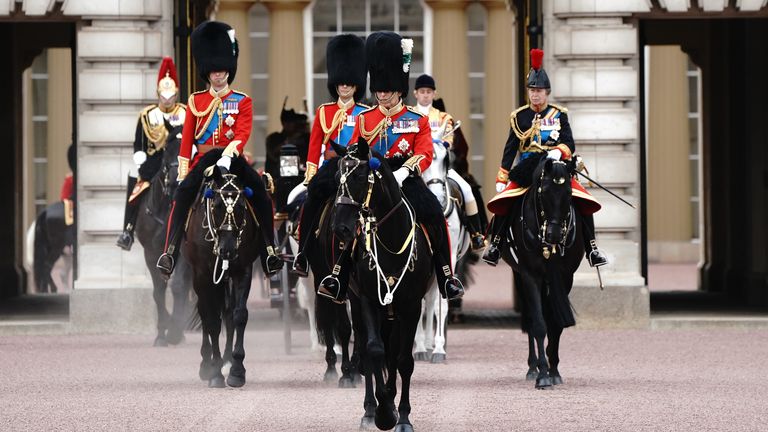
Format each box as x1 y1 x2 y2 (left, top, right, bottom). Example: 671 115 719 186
245 177 284 277
116 176 138 251
481 215 507 266
582 214 608 267
156 204 184 277
424 221 464 301
292 202 319 277
467 213 485 251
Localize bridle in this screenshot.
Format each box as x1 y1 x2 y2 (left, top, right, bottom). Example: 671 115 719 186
333 151 417 306
525 160 575 258
203 173 248 284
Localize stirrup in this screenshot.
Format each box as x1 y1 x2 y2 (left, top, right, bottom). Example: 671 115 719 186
587 240 608 267
156 253 175 276
318 275 345 304
264 248 283 276
291 251 309 277
482 242 501 266
116 231 134 251
442 277 465 301
471 233 485 251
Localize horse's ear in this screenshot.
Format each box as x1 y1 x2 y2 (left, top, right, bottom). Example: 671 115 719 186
357 136 370 159
330 140 347 156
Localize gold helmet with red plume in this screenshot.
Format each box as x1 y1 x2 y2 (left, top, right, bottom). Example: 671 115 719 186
157 57 179 99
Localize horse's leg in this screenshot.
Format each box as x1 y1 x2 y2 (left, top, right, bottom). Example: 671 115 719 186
221 278 236 376
166 257 190 345
360 297 397 431
523 274 551 389
196 290 215 383
350 295 376 430
547 325 564 385
395 301 421 432
198 282 225 388
150 267 170 347
304 276 321 351
412 298 429 361
227 267 252 388
431 295 449 364
337 303 355 388
424 285 437 352
316 295 339 383
526 334 538 380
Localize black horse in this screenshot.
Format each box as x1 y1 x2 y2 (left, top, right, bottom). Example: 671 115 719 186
32 201 74 293
328 140 432 431
183 152 263 388
134 125 192 347
500 157 584 389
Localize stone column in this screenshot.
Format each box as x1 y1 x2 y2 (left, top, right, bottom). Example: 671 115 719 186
217 0 257 151
46 48 73 207
260 0 309 134
480 0 516 197
425 0 471 143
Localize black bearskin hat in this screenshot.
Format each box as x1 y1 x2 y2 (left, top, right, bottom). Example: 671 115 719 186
191 21 239 84
327 34 366 102
366 31 413 96
414 74 435 90
526 48 550 89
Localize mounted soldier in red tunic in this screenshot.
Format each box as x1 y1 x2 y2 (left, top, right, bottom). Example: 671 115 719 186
117 57 186 251
482 49 607 268
156 21 282 277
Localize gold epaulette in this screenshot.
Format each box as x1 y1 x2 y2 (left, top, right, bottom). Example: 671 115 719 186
548 103 568 113
406 106 425 117
359 105 377 115
356 102 371 109
509 104 529 127
231 90 249 98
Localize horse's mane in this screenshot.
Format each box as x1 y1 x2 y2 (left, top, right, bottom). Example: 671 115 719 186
532 157 572 187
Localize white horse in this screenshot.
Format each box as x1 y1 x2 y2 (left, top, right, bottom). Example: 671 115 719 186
413 137 470 363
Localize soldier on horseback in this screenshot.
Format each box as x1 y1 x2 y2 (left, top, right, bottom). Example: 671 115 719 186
291 33 370 278
412 73 485 250
297 31 465 303
156 21 282 277
117 57 186 251
482 49 607 267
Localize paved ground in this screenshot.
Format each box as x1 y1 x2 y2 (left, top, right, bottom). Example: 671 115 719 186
1 323 766 431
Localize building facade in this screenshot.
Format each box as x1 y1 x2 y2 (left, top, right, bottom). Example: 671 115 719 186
3 0 766 332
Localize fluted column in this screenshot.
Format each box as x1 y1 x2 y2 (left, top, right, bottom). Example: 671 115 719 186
425 0 471 144
480 0 516 197
260 0 309 134
46 48 73 207
217 0 257 151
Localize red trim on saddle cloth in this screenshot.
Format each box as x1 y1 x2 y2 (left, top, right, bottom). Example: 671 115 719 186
487 178 601 216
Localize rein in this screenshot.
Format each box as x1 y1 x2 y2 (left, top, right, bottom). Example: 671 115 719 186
522 160 574 258
336 154 417 306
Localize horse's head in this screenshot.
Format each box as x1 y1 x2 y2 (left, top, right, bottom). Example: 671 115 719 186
330 137 397 244
534 158 573 246
161 120 184 196
204 172 250 261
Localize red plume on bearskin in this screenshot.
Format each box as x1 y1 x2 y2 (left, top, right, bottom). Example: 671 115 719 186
530 49 543 71
157 56 178 85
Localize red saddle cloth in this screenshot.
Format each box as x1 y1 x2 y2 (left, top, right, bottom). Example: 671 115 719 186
487 177 601 216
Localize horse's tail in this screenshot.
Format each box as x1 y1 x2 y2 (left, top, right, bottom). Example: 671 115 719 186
545 258 576 328
33 211 49 293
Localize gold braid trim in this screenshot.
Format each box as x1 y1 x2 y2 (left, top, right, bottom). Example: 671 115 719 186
403 155 426 175
139 106 169 154
188 94 222 141
319 105 347 145
496 167 509 183
304 162 318 185
358 114 388 145
177 157 189 181
509 105 532 140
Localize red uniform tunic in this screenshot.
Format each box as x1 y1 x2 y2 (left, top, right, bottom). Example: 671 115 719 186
348 103 433 175
306 101 369 177
179 86 252 178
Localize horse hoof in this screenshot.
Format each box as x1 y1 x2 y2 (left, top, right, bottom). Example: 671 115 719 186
394 423 414 432
323 369 338 384
165 328 185 345
359 415 376 430
153 336 168 347
374 406 398 431
525 368 537 381
338 376 355 388
208 376 226 388
535 376 553 389
413 351 428 362
227 374 246 388
430 353 446 364
551 375 563 385
353 374 363 386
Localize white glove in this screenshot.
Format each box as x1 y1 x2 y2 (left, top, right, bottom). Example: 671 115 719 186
546 149 562 160
216 155 232 171
496 182 507 193
287 182 307 206
393 167 410 186
132 151 147 166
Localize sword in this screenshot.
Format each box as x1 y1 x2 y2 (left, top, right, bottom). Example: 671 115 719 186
573 170 636 209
